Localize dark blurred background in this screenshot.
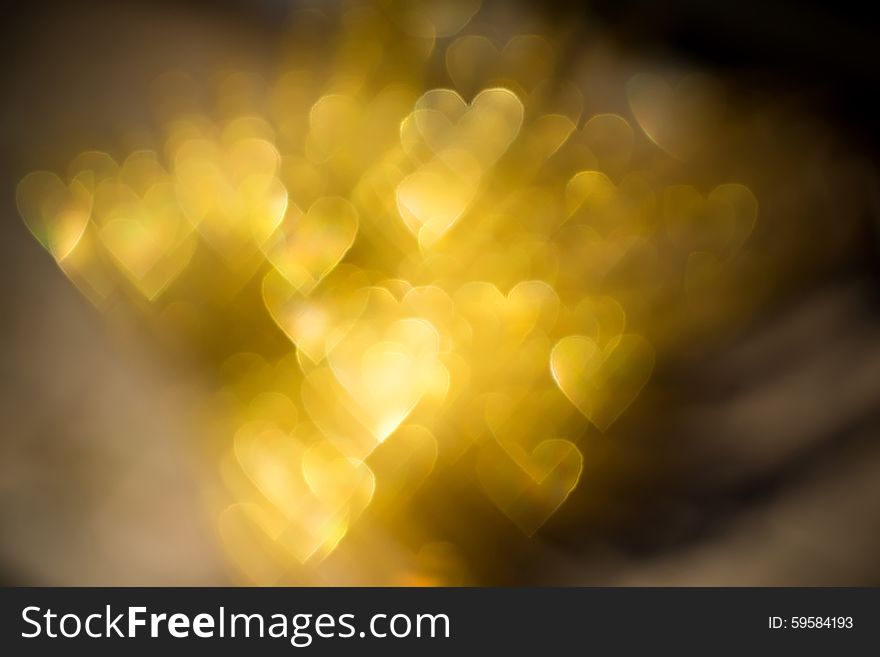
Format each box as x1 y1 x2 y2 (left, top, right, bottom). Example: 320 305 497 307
1 0 878 585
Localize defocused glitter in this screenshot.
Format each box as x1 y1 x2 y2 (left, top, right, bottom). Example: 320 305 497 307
9 0 876 586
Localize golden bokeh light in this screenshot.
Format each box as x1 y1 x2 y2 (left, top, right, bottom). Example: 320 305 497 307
18 0 826 586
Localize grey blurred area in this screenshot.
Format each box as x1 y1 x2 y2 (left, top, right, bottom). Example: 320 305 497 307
541 285 880 585
1 0 879 585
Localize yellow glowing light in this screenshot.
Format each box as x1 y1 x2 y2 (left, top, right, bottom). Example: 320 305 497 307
16 0 767 585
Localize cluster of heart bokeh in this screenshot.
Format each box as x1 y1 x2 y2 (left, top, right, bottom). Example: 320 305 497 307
15 0 758 583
